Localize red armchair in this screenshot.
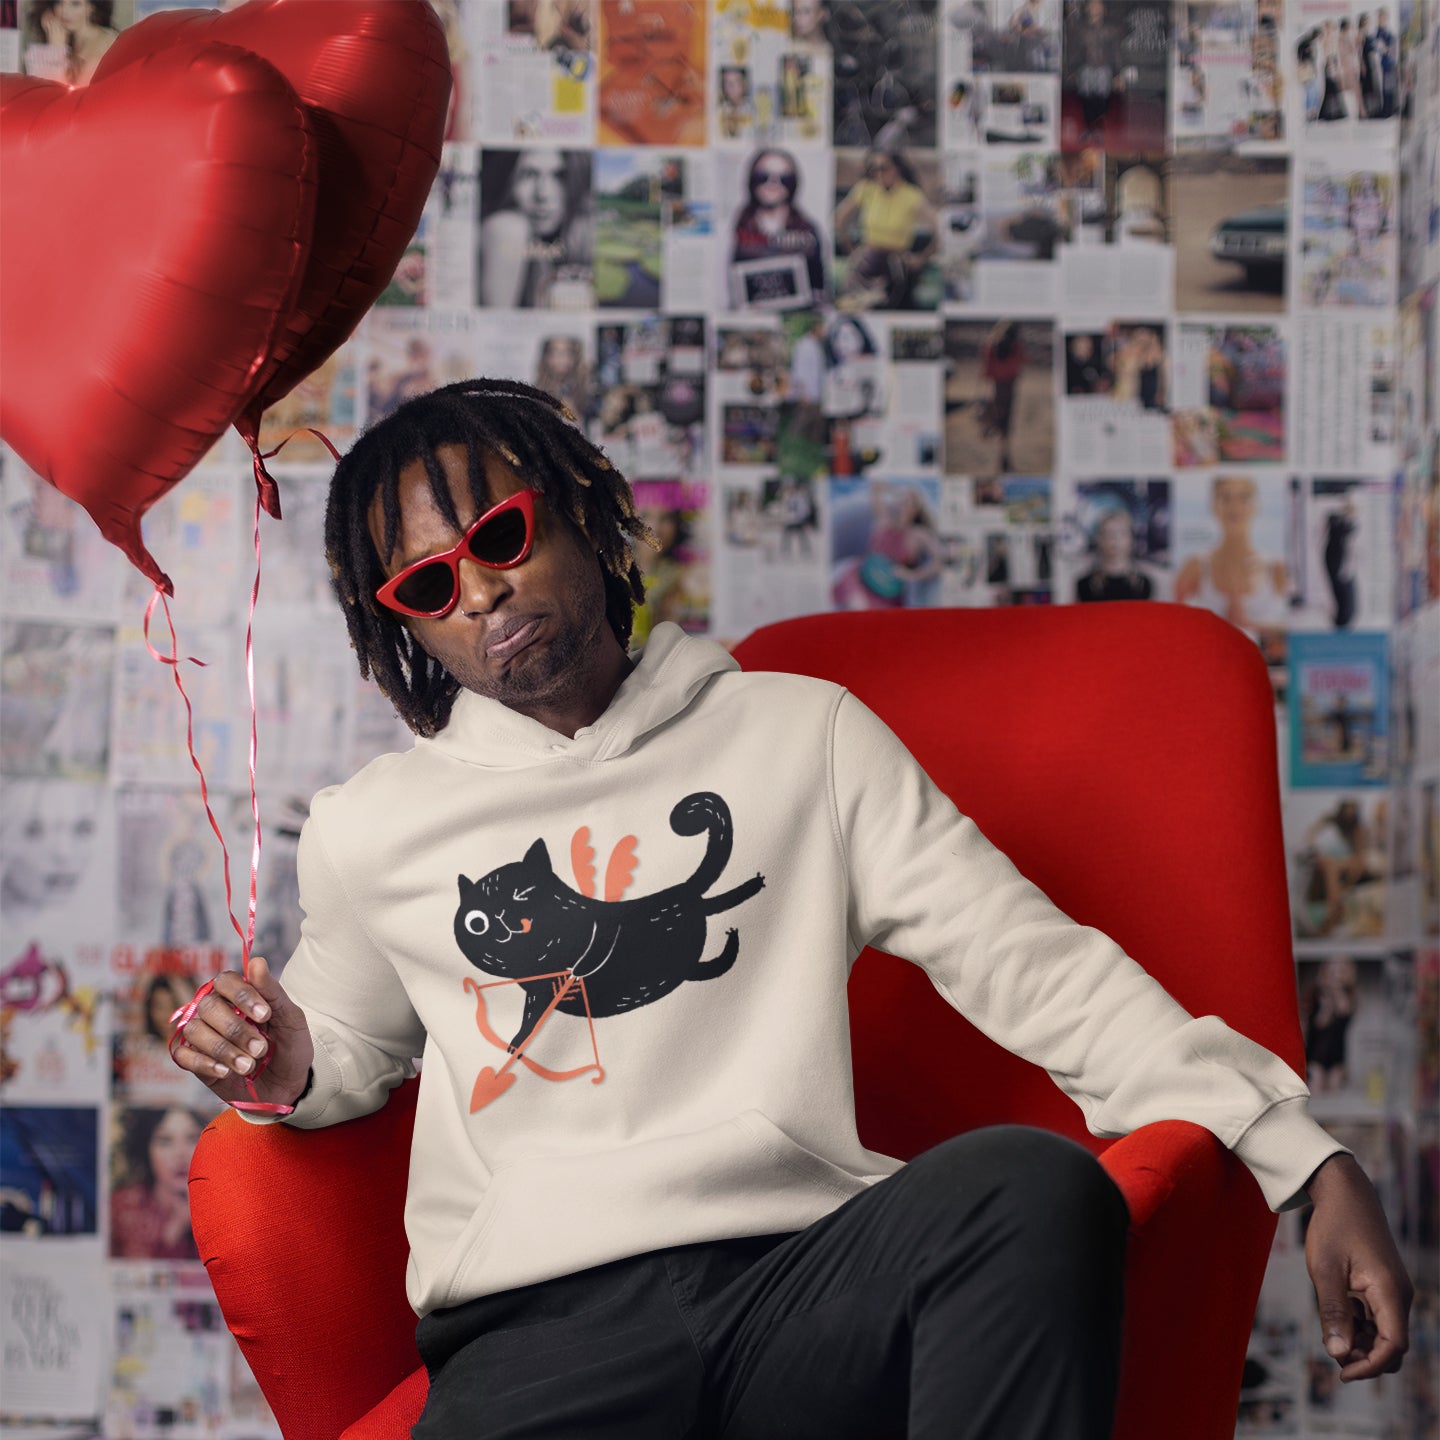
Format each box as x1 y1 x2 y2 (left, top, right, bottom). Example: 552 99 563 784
190 604 1302 1439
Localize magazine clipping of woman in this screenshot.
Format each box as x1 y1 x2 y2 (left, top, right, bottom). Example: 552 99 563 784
479 147 595 309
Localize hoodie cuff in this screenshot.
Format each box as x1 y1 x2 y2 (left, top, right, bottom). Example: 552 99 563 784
278 1038 346 1128
229 1066 317 1128
1231 1095 1351 1211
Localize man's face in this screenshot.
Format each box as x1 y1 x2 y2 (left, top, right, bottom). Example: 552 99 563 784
369 444 615 726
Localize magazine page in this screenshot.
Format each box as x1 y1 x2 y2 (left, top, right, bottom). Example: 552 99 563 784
1171 320 1287 468
712 0 831 148
829 0 941 150
251 617 356 803
105 1270 240 1437
1292 314 1397 471
113 789 241 973
18 0 133 84
1297 953 1410 1117
660 149 720 312
1287 476 1395 632
832 146 947 312
875 322 945 474
1396 279 1436 464
1059 0 1170 154
1060 320 1173 471
478 146 595 311
1288 629 1391 787
1052 474 1170 603
1 621 114 784
1290 0 1402 139
1058 153 1174 312
1284 788 1390 941
1297 153 1398 309
363 310 484 428
944 317 1055 476
1171 152 1288 314
111 626 241 793
598 0 707 147
0 1243 108 1422
0 938 109 1107
830 476 949 610
118 467 246 634
1 447 123 627
630 478 712 641
1171 0 1284 147
468 0 596 145
590 316 707 480
937 473 1054 605
0 1104 99 1241
715 146 834 313
971 149 1062 310
713 468 829 640
105 1107 207 1264
0 778 116 958
593 149 667 309
1171 469 1292 661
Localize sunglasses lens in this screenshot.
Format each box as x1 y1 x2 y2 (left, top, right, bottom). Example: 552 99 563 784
393 562 457 615
468 507 529 566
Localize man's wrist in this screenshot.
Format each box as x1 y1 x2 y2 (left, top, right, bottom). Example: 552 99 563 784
1305 1150 1360 1202
289 1067 314 1109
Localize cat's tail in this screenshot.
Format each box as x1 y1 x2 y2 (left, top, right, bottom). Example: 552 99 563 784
670 791 734 895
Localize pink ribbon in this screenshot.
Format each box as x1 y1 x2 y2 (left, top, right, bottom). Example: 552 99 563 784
157 428 340 1117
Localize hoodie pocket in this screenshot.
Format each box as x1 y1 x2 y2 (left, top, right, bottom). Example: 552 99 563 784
432 1182 508 1309
733 1111 871 1201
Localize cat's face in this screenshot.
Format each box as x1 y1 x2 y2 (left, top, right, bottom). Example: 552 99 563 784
455 840 551 971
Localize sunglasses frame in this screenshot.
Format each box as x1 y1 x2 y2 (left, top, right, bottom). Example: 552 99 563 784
375 488 536 619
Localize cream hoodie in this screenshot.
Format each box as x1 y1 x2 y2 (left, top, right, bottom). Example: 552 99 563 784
270 623 1341 1316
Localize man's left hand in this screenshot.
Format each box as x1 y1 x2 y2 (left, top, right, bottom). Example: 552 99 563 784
1303 1152 1412 1381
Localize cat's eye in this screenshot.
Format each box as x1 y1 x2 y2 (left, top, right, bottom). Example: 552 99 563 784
513 887 534 901
464 910 490 935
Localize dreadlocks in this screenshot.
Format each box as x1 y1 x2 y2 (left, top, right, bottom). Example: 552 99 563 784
324 378 655 739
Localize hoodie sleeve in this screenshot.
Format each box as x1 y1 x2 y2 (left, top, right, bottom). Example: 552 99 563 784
241 798 425 1129
830 690 1344 1211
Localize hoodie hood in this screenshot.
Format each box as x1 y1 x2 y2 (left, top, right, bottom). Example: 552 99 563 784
423 622 738 769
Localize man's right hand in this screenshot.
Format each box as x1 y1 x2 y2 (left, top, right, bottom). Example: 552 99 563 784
169 957 315 1111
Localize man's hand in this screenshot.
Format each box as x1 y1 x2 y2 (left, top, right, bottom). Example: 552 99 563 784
1303 1152 1412 1381
169 957 314 1111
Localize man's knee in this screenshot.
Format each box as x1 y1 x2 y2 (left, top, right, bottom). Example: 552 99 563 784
909 1125 1129 1251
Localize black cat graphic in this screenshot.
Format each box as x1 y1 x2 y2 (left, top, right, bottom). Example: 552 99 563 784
454 792 764 1107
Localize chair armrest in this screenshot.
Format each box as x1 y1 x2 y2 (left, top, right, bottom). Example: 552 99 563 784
188 1079 421 1440
1100 1120 1279 1440
338 1367 428 1440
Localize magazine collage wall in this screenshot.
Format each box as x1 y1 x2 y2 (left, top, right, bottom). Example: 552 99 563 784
1 0 1437 1435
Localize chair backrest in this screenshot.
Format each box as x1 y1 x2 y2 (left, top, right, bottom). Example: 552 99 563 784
730 604 1303 1162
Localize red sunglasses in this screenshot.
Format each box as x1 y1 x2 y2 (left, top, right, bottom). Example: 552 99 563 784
375 489 536 618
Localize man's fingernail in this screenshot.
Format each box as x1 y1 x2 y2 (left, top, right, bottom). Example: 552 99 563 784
1326 1335 1349 1358
252 1004 270 1020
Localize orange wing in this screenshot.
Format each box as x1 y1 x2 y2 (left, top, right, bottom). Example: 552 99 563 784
571 827 597 897
604 835 639 902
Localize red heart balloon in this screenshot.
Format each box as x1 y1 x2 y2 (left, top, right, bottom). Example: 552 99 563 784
95 0 452 457
0 45 317 593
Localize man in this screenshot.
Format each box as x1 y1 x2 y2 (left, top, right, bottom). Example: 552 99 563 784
172 381 1410 1438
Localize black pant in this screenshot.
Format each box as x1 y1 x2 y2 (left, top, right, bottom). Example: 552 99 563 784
413 1126 1129 1440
